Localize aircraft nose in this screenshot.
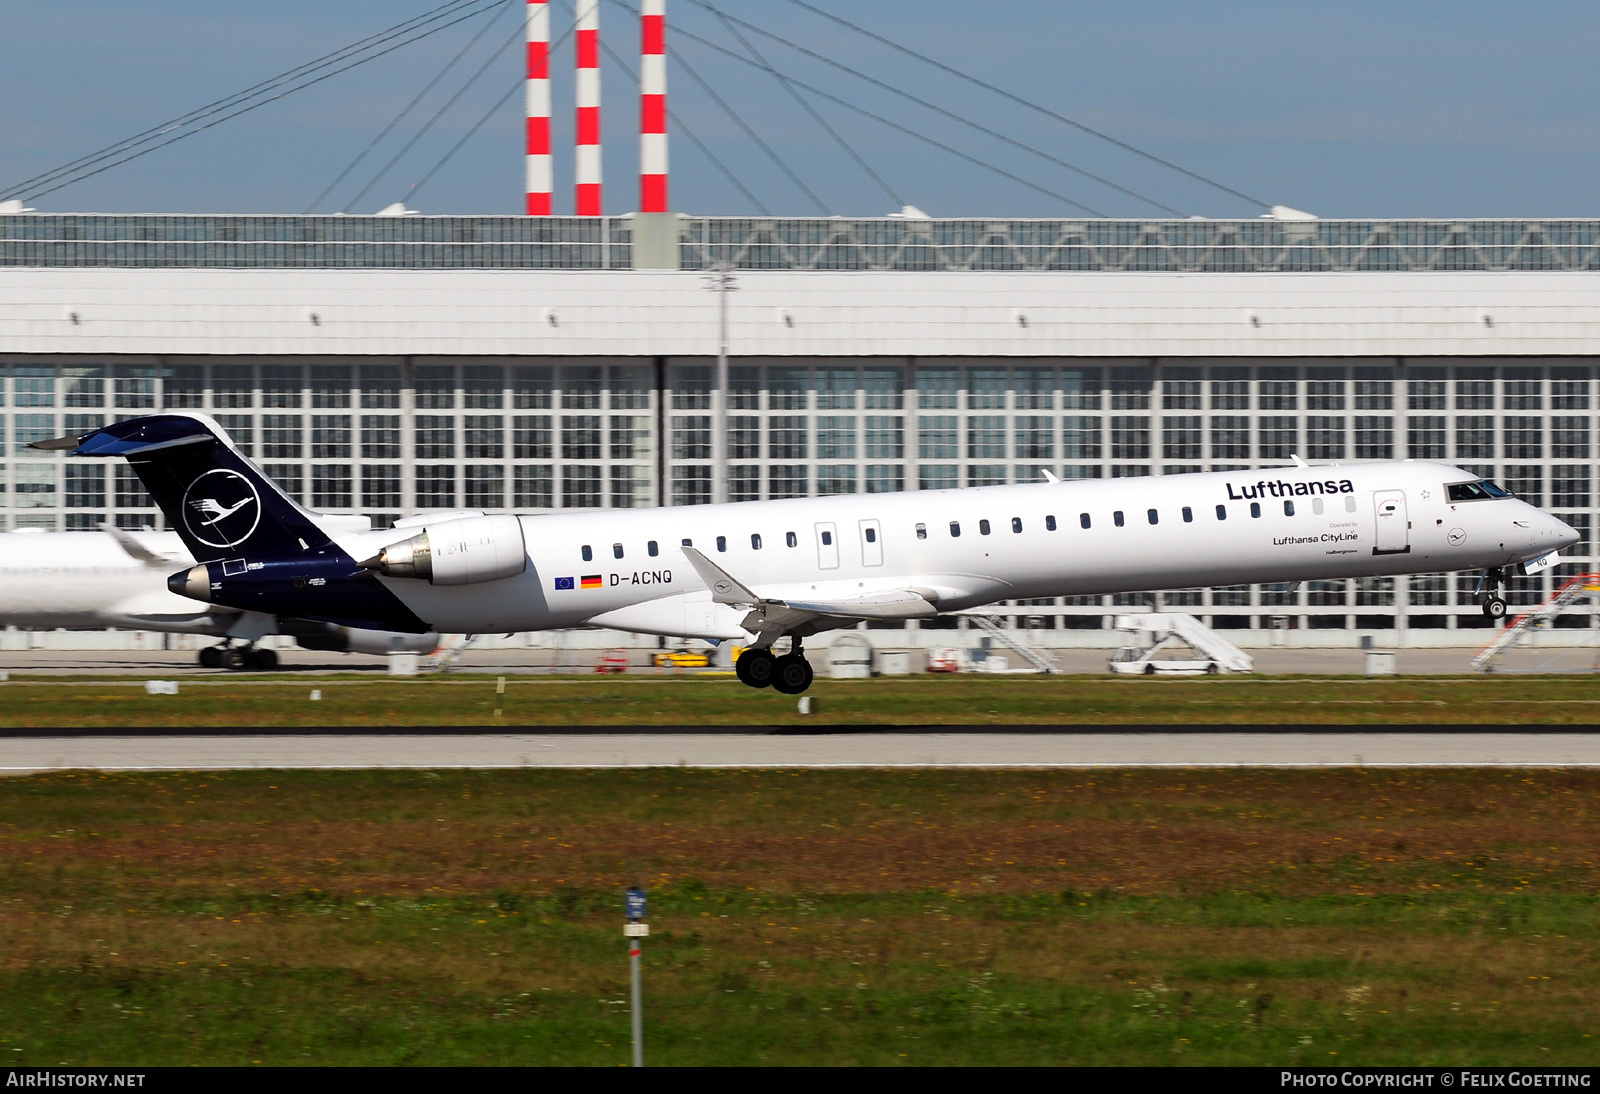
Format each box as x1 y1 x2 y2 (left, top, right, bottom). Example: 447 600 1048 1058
1549 512 1581 552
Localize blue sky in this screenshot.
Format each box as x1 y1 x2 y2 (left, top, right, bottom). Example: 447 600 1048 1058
3 1 1598 218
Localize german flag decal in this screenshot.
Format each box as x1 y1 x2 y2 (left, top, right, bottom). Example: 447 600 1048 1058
581 575 603 589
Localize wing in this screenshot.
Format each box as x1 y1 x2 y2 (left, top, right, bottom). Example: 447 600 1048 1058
679 546 939 638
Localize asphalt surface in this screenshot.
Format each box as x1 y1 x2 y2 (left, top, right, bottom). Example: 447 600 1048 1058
1 645 1598 675
5 730 1600 772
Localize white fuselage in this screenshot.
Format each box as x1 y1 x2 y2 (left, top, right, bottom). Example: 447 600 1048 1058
333 462 1576 639
0 530 225 633
0 530 443 653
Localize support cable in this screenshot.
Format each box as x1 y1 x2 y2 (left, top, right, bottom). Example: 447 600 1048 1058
700 1 902 209
407 23 577 202
682 0 1182 216
344 8 529 212
663 39 831 214
588 28 770 214
782 0 1268 210
307 0 514 213
2 0 499 202
663 26 1107 216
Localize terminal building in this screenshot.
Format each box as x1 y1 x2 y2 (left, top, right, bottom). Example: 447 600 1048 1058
2 212 1598 647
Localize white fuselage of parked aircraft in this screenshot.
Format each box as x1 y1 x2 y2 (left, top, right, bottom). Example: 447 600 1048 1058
0 528 446 665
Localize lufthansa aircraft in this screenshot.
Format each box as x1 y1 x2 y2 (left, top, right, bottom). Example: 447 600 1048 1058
39 412 1579 694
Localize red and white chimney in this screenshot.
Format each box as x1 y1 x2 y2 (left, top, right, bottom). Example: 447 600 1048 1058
524 0 552 215
639 0 667 213
574 0 602 216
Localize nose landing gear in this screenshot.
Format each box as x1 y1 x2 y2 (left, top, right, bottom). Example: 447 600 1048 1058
735 639 813 694
1477 567 1508 620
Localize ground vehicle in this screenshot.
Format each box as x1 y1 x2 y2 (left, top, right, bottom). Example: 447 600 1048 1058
652 649 710 669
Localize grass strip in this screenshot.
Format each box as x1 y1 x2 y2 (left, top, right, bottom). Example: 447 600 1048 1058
1 767 1595 1065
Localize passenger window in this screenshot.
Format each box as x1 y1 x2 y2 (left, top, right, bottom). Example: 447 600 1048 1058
1011 517 1023 533
1113 511 1125 527
979 519 991 535
581 545 593 562
1147 509 1158 525
1312 497 1324 515
821 531 833 546
1344 495 1357 513
1283 500 1295 516
1215 505 1226 520
1045 515 1056 531
613 543 624 559
950 521 961 538
1250 502 1262 518
786 531 797 547
1079 513 1091 529
865 527 877 543
681 538 692 547
915 523 927 540
1182 507 1193 523
751 534 762 550
648 540 659 557
716 535 727 552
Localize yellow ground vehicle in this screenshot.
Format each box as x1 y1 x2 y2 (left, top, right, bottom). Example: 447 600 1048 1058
651 649 711 669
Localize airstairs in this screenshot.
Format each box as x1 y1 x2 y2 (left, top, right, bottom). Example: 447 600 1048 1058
963 614 1060 674
427 633 474 672
1109 613 1255 675
1471 572 1600 673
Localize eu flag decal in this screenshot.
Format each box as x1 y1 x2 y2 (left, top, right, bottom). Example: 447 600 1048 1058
581 575 603 590
554 576 575 590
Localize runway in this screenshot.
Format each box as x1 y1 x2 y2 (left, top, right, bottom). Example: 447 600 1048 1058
5 730 1600 771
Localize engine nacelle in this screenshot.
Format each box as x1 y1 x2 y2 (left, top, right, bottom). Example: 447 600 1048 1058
363 514 527 586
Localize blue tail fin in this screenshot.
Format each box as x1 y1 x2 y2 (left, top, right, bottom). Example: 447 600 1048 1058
68 412 333 564
58 412 428 633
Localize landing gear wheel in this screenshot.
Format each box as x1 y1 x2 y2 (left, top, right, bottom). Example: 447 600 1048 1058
199 646 223 669
249 648 279 671
771 653 814 695
221 647 248 671
736 648 777 689
1484 597 1508 620
1143 663 1157 676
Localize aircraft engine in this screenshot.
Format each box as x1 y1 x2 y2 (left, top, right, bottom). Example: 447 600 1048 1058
362 514 526 586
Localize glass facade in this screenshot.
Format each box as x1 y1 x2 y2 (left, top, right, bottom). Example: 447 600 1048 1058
2 356 1593 633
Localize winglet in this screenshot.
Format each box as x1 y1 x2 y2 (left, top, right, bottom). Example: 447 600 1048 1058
102 525 175 567
680 546 761 606
1290 453 1309 467
1039 469 1060 483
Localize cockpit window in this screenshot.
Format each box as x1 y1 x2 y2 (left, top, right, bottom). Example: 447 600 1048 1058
1447 480 1513 502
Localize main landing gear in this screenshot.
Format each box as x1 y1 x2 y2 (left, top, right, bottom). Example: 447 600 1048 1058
1477 567 1508 620
198 642 279 671
735 640 814 694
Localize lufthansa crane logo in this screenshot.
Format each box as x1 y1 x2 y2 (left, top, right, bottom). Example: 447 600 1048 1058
181 469 262 550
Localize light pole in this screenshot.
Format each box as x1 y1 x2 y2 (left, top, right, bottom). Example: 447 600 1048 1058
703 262 737 504
624 886 648 1066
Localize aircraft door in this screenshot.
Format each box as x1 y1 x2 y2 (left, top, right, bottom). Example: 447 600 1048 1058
815 522 840 569
859 519 883 566
1372 490 1411 554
